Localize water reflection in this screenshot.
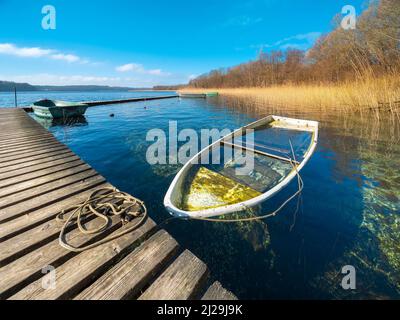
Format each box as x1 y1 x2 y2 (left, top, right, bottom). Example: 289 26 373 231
33 115 88 130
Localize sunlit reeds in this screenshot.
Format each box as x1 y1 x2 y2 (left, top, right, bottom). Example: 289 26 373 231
181 75 400 119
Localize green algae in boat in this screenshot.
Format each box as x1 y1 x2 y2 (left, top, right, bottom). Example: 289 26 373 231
181 167 262 211
32 99 88 119
164 115 319 219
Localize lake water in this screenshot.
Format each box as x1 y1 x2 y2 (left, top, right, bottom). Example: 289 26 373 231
0 90 175 107
1 91 399 299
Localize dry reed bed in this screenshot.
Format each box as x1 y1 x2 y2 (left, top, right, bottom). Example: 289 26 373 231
181 76 400 119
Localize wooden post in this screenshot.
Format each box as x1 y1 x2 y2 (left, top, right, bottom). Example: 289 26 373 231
14 87 17 107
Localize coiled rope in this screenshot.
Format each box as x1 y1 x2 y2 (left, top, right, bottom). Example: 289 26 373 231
57 188 147 252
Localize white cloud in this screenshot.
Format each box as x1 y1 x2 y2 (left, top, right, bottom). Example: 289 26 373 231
0 43 87 63
50 53 80 63
116 63 144 72
2 73 124 86
0 43 53 58
254 32 322 51
148 69 163 75
116 63 170 76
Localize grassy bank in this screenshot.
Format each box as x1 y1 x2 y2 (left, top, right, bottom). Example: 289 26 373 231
181 76 400 118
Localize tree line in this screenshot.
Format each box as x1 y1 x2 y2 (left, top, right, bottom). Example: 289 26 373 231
189 0 400 88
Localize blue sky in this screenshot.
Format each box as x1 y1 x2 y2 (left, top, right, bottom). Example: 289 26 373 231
0 0 365 87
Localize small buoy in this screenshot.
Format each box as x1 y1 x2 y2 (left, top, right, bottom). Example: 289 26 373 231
110 113 115 117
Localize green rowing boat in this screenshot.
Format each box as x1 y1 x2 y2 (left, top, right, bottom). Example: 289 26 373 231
178 92 219 99
31 99 89 119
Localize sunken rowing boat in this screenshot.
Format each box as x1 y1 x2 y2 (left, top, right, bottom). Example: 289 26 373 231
164 115 319 218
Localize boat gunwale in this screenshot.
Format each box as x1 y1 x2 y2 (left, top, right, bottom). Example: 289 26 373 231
164 115 319 219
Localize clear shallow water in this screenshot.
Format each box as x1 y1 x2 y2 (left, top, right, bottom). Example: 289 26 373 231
8 92 400 299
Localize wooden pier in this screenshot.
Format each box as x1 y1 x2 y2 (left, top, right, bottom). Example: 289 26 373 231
22 95 179 112
0 108 236 301
84 94 179 106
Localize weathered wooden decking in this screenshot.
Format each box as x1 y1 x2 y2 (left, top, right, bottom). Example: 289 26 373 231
0 108 236 300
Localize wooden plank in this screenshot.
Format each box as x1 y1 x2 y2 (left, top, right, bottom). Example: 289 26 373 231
0 121 44 127
0 115 37 121
0 136 56 150
0 109 20 114
0 117 30 121
0 140 62 156
0 114 38 120
0 161 87 197
0 108 25 113
0 134 55 150
138 250 209 300
0 154 80 181
0 121 41 127
8 217 156 300
202 282 238 300
0 125 46 132
0 113 26 117
0 165 92 206
0 125 41 131
0 147 70 166
0 114 28 118
0 116 40 123
0 144 68 163
0 176 108 241
0 169 99 223
0 124 45 132
0 155 82 184
0 150 74 173
0 120 45 127
0 133 48 140
75 230 179 300
0 133 52 144
0 186 113 266
0 141 64 161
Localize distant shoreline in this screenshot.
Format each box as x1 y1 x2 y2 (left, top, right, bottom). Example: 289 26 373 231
0 81 154 93
128 89 177 92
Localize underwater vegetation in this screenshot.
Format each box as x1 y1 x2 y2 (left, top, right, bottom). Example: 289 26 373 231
309 124 400 299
